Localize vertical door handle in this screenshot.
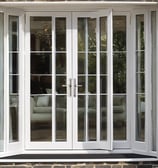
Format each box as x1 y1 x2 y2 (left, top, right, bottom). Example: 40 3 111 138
62 78 72 97
74 79 82 97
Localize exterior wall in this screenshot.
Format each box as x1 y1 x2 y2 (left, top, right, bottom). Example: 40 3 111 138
0 162 158 168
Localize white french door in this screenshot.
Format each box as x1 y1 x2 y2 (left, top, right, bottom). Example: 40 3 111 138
25 11 113 150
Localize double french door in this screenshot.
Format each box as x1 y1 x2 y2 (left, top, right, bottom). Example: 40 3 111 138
25 11 113 150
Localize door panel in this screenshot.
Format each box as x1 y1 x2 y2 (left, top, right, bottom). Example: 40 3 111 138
73 11 113 150
25 13 72 149
26 11 112 150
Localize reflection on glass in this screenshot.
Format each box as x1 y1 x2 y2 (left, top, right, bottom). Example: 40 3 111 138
113 53 126 94
100 53 107 74
78 76 85 93
78 18 86 51
136 15 144 51
100 95 107 140
56 76 66 94
9 16 19 143
78 96 86 141
56 53 66 74
31 53 52 74
9 16 19 51
31 95 52 141
151 11 157 151
88 76 96 93
78 53 85 74
88 18 96 51
113 95 126 140
30 17 52 51
9 75 19 93
9 53 18 74
136 14 145 142
136 95 145 141
113 16 127 141
113 16 126 51
100 76 107 93
88 53 96 74
88 95 96 141
9 95 19 142
136 51 144 72
136 73 145 93
31 75 52 94
56 18 66 51
100 17 107 51
56 96 66 141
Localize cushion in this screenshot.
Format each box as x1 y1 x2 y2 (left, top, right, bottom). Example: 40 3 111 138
36 96 49 107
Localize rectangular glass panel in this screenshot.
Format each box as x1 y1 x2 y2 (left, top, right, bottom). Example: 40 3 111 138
136 94 145 141
100 53 107 74
151 11 157 151
100 17 107 51
30 16 53 142
9 16 19 143
56 18 66 51
56 96 66 141
0 13 4 151
88 95 96 141
9 53 18 74
31 95 52 141
100 95 107 140
30 17 52 51
56 53 66 74
113 53 126 93
78 95 86 141
100 76 107 93
31 53 52 74
88 18 96 51
88 76 96 93
136 15 145 142
78 76 85 94
78 18 86 52
88 53 96 74
113 16 127 140
78 53 85 74
113 95 126 140
56 76 66 94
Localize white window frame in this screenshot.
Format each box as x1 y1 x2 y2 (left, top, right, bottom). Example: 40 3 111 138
3 8 25 155
131 9 151 154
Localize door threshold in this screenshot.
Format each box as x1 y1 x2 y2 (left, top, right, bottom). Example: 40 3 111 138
0 154 157 162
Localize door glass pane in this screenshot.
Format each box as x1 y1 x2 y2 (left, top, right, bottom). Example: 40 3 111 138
30 17 51 51
88 95 96 141
56 96 66 141
100 17 107 141
151 11 157 151
56 18 66 51
30 17 52 141
0 13 4 151
9 16 19 143
55 17 67 142
77 17 97 142
113 16 127 140
136 15 145 142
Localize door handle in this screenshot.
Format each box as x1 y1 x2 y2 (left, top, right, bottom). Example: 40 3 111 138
74 79 83 97
62 79 72 96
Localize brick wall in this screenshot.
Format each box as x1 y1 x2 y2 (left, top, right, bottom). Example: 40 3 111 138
0 162 158 168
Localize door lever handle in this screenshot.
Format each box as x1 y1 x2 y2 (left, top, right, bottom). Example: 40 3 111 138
62 79 72 96
74 79 82 97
